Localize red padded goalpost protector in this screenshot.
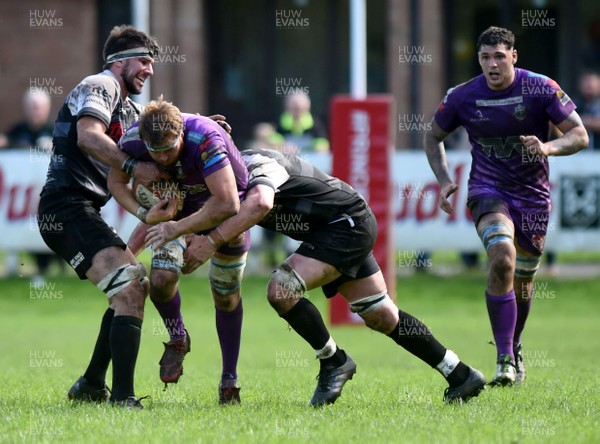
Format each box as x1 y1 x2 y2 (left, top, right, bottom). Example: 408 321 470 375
329 95 396 324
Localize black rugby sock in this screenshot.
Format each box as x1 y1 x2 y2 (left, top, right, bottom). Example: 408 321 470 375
281 298 332 352
83 307 114 387
321 348 347 369
387 311 471 386
109 316 142 401
446 362 471 387
387 310 446 367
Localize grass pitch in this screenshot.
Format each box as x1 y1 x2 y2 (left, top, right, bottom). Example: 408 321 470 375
0 271 598 443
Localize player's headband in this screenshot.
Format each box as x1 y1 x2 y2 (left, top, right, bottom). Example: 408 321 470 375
106 47 155 64
144 127 183 152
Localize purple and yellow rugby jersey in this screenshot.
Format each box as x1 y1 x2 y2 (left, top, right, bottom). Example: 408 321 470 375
119 113 248 219
434 68 576 211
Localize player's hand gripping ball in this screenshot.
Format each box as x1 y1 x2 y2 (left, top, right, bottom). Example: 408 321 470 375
132 179 185 212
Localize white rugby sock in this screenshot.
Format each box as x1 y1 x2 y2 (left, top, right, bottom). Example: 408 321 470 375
436 349 460 377
315 336 337 359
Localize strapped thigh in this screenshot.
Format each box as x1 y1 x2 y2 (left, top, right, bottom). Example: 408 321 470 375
515 253 542 279
152 236 186 274
477 219 514 252
209 253 247 295
349 291 390 314
96 263 147 298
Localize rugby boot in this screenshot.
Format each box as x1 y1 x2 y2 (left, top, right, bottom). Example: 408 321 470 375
514 343 526 384
159 330 191 385
443 366 486 403
310 352 356 407
489 354 517 387
219 376 241 405
108 396 148 410
67 376 110 403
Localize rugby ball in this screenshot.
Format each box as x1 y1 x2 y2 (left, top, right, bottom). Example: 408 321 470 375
132 179 184 212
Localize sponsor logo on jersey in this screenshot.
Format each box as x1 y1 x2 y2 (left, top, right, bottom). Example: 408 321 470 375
469 110 490 123
556 90 571 106
477 136 525 159
70 252 84 269
476 96 523 107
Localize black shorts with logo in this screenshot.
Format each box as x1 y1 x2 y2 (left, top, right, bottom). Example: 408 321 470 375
293 210 381 298
38 190 126 279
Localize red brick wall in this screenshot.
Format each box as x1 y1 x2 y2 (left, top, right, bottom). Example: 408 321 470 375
150 0 207 115
0 0 96 135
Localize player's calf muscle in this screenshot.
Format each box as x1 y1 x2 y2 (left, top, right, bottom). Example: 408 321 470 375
212 291 240 311
149 270 178 302
109 283 145 317
360 306 398 334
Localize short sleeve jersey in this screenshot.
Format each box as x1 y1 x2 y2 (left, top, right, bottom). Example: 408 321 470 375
242 148 369 240
434 68 576 210
119 113 248 218
42 70 142 205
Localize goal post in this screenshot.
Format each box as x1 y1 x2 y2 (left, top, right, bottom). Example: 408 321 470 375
329 95 396 324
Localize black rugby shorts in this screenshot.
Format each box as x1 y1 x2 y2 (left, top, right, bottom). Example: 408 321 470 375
38 190 126 279
294 210 381 298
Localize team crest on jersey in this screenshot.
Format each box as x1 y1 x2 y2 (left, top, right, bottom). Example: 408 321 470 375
513 104 527 121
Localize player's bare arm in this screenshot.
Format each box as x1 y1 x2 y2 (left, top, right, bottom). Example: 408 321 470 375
127 222 149 257
108 167 142 216
145 163 240 248
216 184 274 241
424 119 458 214
182 184 275 274
521 110 589 157
77 116 126 167
77 116 168 183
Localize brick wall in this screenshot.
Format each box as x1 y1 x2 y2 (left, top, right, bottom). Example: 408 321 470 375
150 0 207 114
0 0 97 134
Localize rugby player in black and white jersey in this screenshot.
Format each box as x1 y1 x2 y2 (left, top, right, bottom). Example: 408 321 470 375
147 148 488 405
37 25 169 408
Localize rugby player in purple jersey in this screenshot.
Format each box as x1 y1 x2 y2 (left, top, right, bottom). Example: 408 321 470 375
109 97 249 404
424 26 588 386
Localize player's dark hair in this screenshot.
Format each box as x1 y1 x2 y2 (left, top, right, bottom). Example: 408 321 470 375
476 26 515 52
102 25 159 69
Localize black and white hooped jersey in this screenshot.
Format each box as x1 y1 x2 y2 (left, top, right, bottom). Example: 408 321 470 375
242 148 370 239
42 70 141 205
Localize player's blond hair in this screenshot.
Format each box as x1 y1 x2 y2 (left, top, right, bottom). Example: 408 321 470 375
138 96 183 149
